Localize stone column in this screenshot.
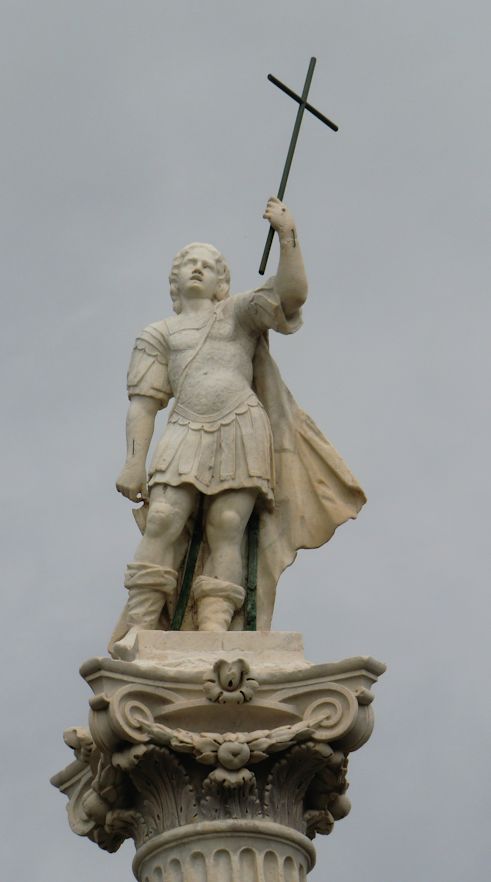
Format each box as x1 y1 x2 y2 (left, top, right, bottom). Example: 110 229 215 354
51 633 385 882
133 821 315 882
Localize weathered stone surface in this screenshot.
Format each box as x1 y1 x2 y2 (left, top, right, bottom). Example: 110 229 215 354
113 629 310 671
52 632 384 880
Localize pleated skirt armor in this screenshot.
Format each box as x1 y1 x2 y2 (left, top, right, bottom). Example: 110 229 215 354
148 392 275 507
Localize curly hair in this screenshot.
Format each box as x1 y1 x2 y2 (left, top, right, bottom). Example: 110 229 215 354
169 243 231 314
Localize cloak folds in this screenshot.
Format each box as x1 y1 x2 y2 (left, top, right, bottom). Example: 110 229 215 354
252 336 366 628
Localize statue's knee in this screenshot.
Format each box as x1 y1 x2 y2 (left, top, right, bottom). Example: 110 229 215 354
145 502 177 539
207 507 244 541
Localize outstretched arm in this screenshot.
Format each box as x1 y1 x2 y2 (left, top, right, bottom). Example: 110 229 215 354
115 395 160 502
263 197 308 317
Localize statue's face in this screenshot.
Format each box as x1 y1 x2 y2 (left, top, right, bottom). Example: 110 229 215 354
177 246 219 302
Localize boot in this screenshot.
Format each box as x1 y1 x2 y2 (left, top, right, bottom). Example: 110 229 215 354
193 576 245 632
109 563 178 659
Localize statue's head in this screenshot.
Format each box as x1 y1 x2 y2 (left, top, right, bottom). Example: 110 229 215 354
169 243 231 314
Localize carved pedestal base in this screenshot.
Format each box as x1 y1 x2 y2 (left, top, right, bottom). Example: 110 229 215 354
51 633 384 881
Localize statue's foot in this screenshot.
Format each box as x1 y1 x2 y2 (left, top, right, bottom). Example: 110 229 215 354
111 625 146 661
193 577 245 631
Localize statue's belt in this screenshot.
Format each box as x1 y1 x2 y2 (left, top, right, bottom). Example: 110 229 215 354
170 390 259 425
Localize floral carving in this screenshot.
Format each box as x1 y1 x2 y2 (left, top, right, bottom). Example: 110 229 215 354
302 751 351 837
54 707 355 851
52 654 383 856
205 766 255 789
104 809 147 844
138 709 334 779
200 769 262 820
63 726 94 764
203 658 258 704
53 731 132 853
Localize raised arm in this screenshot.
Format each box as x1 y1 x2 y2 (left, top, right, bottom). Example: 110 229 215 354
116 395 160 502
263 197 308 317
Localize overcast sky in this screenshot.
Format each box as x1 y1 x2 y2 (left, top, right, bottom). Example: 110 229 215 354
2 2 490 881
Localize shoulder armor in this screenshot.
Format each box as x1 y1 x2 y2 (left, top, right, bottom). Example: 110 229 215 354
133 321 168 365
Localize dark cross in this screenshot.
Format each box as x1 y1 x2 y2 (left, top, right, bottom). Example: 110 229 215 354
259 56 338 275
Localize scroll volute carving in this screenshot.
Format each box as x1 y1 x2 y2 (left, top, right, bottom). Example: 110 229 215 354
88 685 170 752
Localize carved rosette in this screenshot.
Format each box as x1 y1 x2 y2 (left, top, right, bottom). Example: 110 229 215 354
203 658 258 704
52 645 385 880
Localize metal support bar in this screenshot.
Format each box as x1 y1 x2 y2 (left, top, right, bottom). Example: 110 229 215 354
244 508 260 630
171 495 204 630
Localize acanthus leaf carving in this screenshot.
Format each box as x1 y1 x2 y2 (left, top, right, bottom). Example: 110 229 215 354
304 808 335 837
264 743 329 833
304 750 351 837
104 809 147 843
204 766 255 789
63 726 95 765
128 746 199 845
200 769 262 821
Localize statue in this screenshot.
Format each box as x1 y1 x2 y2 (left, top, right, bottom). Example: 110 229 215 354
109 197 366 656
52 63 385 882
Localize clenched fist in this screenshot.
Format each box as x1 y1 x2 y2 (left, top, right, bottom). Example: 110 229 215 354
116 461 148 502
262 196 296 236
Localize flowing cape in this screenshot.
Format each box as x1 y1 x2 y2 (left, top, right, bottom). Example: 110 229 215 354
252 336 366 628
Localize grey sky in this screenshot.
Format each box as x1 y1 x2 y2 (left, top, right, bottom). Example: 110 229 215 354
2 2 490 880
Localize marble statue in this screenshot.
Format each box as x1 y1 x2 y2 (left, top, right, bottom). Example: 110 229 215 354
52 64 385 882
109 198 366 656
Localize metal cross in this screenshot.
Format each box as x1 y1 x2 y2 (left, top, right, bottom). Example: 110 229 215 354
259 56 338 275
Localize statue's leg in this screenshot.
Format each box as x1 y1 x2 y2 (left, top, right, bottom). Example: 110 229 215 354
135 483 198 567
109 484 198 657
204 488 257 582
193 489 257 631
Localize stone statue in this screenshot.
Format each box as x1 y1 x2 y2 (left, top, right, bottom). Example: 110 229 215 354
52 65 385 882
109 198 366 656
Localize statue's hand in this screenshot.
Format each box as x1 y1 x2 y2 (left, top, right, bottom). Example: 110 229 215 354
116 462 148 503
263 196 295 235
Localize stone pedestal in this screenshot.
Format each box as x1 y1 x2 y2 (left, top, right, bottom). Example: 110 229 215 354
51 633 385 881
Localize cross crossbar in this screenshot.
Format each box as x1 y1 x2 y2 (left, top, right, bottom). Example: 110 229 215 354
267 74 338 132
259 57 338 275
